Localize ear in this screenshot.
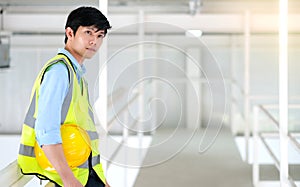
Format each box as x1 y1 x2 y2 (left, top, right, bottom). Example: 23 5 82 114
65 27 74 41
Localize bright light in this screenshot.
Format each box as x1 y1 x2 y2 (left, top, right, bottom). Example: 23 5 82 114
185 29 203 38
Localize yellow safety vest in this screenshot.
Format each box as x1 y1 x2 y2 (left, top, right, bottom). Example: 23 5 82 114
17 54 106 186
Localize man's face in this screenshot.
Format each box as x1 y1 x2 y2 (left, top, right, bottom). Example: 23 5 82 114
66 25 105 63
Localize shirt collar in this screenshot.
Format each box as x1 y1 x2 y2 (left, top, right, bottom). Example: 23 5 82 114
57 48 86 77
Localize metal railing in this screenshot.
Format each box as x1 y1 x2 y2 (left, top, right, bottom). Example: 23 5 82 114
0 160 35 187
230 78 300 164
252 104 300 187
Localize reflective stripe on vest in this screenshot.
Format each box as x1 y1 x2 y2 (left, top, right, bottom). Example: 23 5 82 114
77 155 100 169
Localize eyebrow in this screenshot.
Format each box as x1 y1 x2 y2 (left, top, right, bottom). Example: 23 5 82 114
87 27 105 33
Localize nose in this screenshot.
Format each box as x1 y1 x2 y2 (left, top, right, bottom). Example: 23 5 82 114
89 40 95 45
89 36 97 45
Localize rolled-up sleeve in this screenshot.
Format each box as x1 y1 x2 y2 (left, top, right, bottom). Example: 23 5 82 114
35 62 69 146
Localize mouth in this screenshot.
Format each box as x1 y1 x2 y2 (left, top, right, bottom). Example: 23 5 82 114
86 48 96 52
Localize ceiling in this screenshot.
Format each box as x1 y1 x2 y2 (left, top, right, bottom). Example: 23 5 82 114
1 0 299 36
0 0 300 14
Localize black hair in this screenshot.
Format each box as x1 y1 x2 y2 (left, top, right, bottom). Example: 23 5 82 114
64 6 111 44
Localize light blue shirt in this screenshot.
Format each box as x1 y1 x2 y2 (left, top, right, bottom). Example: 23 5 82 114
35 48 86 146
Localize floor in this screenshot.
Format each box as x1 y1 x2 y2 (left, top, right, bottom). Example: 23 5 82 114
134 126 253 187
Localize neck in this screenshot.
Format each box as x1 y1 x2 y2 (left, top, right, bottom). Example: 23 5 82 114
64 45 84 65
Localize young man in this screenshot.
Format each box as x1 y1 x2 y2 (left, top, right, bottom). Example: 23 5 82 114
18 6 111 187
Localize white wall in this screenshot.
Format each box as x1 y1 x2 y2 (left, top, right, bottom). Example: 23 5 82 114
0 39 56 133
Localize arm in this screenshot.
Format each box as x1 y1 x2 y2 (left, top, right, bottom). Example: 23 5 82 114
35 63 82 186
42 144 83 187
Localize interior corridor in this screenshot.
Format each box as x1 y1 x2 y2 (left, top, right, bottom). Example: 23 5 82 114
135 127 253 187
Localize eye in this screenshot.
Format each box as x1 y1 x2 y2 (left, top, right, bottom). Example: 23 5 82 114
85 30 92 35
98 34 105 38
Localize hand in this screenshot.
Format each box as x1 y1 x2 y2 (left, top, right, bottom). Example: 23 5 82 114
63 176 84 187
105 179 111 187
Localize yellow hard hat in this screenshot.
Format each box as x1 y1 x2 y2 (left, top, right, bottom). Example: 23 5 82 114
34 124 91 172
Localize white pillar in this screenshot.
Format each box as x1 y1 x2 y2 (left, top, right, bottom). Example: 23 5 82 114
123 111 129 187
151 34 158 134
98 0 108 131
252 106 259 186
243 10 250 163
138 10 145 162
230 35 237 134
279 0 289 186
98 0 109 174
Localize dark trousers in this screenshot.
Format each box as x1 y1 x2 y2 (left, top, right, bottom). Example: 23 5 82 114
85 168 105 187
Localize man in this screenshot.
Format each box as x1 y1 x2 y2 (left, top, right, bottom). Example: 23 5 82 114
18 6 111 187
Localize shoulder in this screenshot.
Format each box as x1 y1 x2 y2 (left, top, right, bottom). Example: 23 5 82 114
43 62 69 83
46 61 68 73
46 61 70 77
